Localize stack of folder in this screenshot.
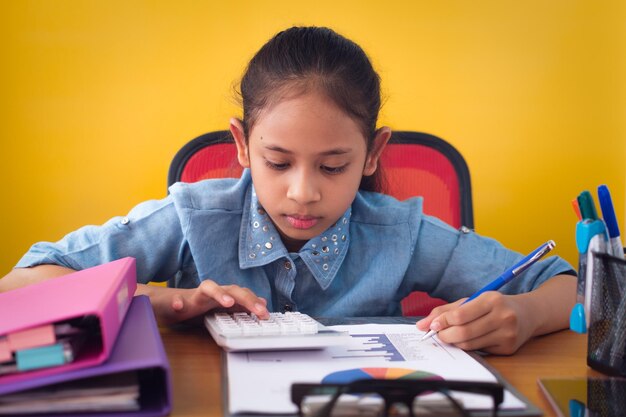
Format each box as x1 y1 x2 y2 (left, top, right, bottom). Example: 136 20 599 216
0 257 172 416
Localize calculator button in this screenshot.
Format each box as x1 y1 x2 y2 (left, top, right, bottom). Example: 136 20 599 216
241 323 263 336
220 325 243 336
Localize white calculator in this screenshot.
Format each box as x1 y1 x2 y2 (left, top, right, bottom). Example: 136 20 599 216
204 311 350 352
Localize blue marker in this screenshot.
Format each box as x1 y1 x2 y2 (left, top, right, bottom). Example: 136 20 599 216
570 219 608 334
421 240 556 341
598 185 624 259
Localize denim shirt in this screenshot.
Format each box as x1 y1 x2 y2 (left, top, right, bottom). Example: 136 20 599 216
16 170 573 317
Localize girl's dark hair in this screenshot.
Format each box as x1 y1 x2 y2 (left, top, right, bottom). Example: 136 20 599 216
238 26 385 193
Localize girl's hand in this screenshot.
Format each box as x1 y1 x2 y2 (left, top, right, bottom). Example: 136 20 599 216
416 275 576 355
416 292 531 355
137 281 269 326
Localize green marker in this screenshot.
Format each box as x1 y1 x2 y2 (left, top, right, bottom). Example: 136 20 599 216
577 190 598 221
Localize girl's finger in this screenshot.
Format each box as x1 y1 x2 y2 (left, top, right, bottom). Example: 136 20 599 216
446 327 500 352
416 298 466 331
223 286 269 318
437 310 501 345
194 280 236 307
198 281 269 318
443 293 498 327
171 294 184 312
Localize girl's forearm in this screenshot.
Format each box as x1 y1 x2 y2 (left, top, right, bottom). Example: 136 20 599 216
0 265 76 292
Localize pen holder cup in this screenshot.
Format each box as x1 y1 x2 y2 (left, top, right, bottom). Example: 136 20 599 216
587 252 626 376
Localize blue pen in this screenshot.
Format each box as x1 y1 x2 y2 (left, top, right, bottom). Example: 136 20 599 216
421 240 556 341
598 185 624 259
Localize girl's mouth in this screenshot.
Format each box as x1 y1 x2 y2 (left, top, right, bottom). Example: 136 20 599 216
285 215 319 230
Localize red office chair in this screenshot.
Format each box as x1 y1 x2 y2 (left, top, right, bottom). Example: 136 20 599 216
168 130 474 316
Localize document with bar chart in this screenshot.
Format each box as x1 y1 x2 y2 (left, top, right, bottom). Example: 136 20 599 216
225 323 530 415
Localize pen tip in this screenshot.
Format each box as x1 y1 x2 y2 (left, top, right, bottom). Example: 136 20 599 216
420 330 435 342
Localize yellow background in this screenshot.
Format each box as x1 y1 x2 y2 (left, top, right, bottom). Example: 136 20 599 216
1 1 624 275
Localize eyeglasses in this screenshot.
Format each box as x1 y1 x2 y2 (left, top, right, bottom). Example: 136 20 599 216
291 379 503 417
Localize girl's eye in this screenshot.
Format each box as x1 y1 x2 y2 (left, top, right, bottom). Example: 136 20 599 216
321 164 348 175
264 160 289 171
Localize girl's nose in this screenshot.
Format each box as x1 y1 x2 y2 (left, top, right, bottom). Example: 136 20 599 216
286 169 321 204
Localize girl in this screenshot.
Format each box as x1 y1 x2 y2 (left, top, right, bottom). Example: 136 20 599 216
1 26 576 355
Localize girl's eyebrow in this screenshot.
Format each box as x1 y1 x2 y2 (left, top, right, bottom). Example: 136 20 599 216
263 144 352 156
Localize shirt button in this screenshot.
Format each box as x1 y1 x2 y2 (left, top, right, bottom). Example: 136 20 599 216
460 226 471 234
121 217 130 225
284 304 293 312
284 261 292 270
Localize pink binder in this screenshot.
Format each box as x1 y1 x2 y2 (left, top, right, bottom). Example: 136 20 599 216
0 295 171 417
0 257 137 384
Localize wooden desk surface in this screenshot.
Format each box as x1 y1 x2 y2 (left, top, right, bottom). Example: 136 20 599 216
160 327 601 417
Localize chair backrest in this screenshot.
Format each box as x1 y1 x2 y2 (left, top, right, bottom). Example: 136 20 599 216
379 131 473 230
168 130 474 316
168 131 243 185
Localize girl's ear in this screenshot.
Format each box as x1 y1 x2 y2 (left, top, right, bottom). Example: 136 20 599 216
229 118 250 168
363 127 392 176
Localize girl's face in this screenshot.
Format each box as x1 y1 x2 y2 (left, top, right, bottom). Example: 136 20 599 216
231 91 390 252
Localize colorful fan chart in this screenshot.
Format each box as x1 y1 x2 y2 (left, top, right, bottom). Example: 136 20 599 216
322 368 443 384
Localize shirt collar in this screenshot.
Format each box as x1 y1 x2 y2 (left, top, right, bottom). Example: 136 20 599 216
238 187 351 290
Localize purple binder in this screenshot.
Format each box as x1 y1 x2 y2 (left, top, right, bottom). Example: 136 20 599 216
0 295 172 417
